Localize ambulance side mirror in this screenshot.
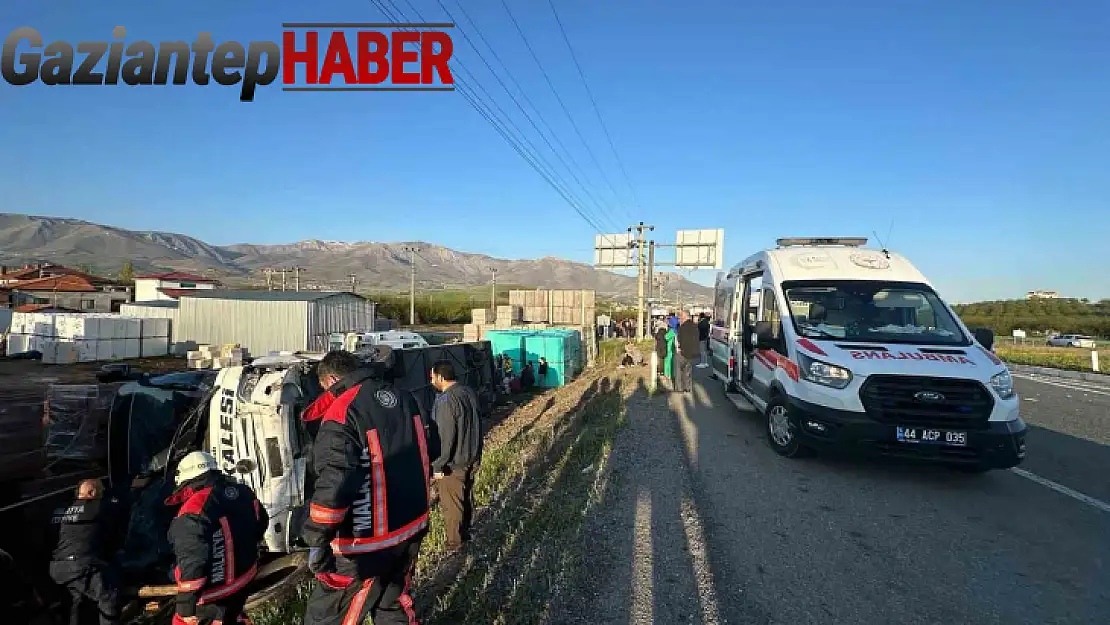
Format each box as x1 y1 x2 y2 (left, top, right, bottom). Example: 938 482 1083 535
972 327 994 351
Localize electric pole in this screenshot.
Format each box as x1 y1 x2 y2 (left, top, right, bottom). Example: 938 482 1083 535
402 246 420 325
489 267 498 309
279 268 288 291
263 268 275 291
630 222 655 340
348 273 358 293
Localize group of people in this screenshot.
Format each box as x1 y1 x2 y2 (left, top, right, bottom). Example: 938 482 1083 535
653 311 712 393
499 355 549 393
48 348 485 625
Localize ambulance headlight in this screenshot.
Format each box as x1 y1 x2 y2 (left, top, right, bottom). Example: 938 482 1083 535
990 370 1015 400
798 353 852 389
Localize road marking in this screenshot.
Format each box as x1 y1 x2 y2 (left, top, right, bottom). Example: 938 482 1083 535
1011 468 1110 514
1012 373 1110 396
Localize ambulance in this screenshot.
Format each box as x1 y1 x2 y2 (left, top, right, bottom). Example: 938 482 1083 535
709 237 1027 472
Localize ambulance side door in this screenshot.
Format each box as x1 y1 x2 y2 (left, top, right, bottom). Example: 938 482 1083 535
750 284 787 402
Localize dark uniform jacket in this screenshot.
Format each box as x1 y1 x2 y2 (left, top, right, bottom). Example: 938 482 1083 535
301 369 435 563
165 473 269 618
678 319 702 358
51 494 126 561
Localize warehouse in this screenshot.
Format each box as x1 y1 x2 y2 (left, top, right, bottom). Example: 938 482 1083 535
174 291 376 356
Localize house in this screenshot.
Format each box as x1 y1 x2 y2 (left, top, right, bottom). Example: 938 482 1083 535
0 265 131 313
1026 290 1061 300
173 290 375 355
133 272 221 302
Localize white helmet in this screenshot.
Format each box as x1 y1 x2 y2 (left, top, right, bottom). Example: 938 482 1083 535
175 451 219 486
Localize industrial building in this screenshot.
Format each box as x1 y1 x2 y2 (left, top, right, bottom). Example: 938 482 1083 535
172 290 375 356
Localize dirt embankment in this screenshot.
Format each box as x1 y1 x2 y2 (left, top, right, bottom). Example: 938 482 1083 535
251 364 653 625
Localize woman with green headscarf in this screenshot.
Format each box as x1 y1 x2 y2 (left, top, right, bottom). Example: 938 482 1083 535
664 323 677 381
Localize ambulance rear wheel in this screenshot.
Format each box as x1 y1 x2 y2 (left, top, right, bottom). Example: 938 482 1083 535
766 398 808 458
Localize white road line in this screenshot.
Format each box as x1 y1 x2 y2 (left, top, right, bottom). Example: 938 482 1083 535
1010 468 1110 514
1012 374 1110 396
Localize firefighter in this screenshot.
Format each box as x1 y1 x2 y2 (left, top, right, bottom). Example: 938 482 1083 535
48 478 126 625
301 348 436 625
166 451 269 625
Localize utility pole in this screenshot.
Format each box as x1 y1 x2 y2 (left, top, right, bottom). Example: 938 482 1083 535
348 273 358 293
630 222 655 340
279 268 288 291
402 246 420 325
263 268 275 291
489 267 498 309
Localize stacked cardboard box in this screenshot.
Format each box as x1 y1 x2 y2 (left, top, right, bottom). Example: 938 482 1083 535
188 344 248 370
471 309 493 324
6 312 170 363
509 289 596 325
496 305 523 322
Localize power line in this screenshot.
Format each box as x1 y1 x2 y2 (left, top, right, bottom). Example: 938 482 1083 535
445 0 624 230
545 0 642 214
497 0 629 223
372 0 623 243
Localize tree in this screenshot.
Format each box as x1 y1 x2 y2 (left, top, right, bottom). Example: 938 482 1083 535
118 261 134 283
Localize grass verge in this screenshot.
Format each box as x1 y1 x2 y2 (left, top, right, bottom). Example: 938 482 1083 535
996 344 1109 375
598 338 656 367
250 369 632 625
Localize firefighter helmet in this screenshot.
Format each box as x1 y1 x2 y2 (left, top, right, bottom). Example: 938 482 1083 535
175 451 219 486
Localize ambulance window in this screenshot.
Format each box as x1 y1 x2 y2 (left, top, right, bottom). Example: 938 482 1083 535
761 287 787 355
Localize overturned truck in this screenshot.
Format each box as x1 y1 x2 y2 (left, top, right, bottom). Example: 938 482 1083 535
6 341 497 622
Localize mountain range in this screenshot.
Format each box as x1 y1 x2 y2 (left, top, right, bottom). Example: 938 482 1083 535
0 214 713 302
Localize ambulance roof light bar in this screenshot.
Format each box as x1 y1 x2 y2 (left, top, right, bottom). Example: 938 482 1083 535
775 237 869 248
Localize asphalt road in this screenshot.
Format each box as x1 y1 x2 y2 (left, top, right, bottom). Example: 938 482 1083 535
558 368 1110 625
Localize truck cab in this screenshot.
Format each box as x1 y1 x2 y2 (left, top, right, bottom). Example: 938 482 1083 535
710 237 1027 472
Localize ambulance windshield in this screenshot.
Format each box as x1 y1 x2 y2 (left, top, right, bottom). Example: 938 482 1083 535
782 280 969 346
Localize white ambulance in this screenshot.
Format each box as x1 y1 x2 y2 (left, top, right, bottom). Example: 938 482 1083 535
709 237 1027 472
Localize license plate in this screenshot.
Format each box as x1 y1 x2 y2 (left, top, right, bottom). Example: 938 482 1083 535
896 427 967 447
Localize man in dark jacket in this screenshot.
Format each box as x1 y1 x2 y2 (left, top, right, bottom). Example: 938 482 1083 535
166 451 268 625
301 349 435 625
697 313 712 369
675 311 701 393
49 478 126 625
429 360 483 552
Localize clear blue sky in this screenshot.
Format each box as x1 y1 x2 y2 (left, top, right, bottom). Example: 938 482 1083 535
3 1 1108 303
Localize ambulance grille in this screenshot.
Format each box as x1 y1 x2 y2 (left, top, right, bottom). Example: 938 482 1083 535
859 375 994 429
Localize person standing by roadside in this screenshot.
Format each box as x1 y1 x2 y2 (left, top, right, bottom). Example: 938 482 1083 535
49 478 126 625
675 311 701 393
430 360 484 553
697 313 712 369
301 349 434 625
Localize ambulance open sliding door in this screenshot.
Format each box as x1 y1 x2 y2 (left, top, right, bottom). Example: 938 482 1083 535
738 272 763 393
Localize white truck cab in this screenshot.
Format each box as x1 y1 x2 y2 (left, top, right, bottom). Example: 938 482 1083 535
710 237 1027 471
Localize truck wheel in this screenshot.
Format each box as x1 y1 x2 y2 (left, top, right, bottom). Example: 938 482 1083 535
765 398 808 458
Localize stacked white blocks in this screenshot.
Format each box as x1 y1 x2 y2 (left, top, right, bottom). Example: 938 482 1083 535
187 344 247 370
5 312 171 362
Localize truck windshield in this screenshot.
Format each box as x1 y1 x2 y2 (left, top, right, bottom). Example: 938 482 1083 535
781 280 969 346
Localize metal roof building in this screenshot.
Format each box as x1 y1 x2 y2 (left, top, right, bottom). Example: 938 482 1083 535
174 291 375 356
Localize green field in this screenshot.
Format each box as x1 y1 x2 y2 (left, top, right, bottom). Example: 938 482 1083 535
995 344 1108 373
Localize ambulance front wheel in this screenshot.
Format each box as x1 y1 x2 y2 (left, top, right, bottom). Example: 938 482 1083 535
765 397 809 458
